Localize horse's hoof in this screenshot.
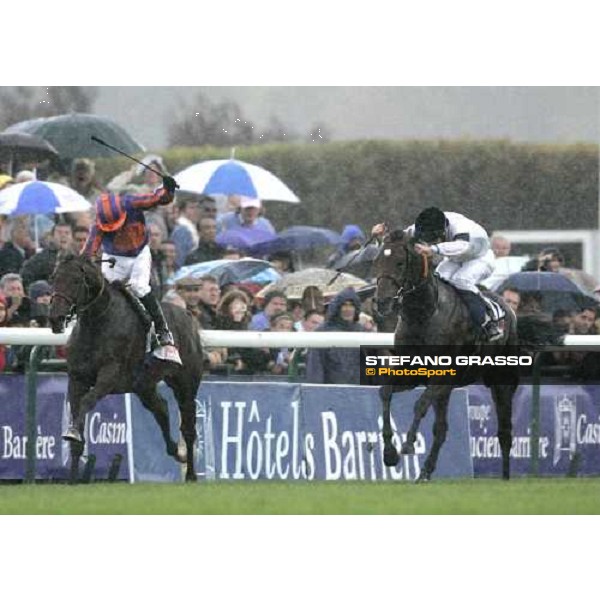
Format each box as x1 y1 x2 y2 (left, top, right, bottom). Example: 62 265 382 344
383 446 399 467
185 471 197 482
63 427 82 443
401 441 415 455
416 472 431 483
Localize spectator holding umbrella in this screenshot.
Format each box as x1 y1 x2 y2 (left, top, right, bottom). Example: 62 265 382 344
217 196 275 235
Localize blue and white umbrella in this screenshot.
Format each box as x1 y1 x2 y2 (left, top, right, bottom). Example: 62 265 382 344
0 180 90 216
0 180 91 247
174 159 300 203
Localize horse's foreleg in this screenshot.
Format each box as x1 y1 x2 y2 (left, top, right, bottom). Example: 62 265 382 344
380 385 399 467
491 384 515 480
419 391 451 482
402 386 435 455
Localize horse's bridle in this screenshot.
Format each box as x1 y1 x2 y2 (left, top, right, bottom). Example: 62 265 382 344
51 263 108 319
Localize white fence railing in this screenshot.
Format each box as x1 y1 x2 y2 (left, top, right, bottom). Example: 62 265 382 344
1 328 600 349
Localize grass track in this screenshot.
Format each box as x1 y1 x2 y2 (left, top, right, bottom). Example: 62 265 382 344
1 478 600 514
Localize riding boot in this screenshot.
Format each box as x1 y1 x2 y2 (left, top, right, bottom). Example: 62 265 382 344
456 289 502 341
140 292 175 346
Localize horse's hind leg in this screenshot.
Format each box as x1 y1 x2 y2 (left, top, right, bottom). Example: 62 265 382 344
491 384 515 480
135 383 181 462
419 390 451 482
380 385 399 467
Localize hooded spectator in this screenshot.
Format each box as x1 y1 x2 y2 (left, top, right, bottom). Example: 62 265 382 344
305 287 365 384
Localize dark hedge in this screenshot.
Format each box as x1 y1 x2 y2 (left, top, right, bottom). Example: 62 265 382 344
94 140 598 234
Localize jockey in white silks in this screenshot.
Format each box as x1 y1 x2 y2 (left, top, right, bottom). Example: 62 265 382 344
373 207 503 341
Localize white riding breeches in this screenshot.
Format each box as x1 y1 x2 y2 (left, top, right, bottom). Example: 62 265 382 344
101 245 152 298
436 248 495 294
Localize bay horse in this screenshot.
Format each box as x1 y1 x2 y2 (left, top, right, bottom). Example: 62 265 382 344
49 254 203 482
373 229 519 481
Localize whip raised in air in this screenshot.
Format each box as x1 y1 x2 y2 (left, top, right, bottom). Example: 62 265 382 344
90 135 180 189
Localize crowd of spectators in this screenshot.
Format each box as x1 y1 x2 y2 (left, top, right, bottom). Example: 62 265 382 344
2 156 600 383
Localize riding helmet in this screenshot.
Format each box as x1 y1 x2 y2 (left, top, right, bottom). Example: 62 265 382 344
414 207 448 243
96 193 126 232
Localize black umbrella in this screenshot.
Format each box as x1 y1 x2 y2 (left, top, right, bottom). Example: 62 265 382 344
496 272 598 314
4 113 145 160
0 132 59 174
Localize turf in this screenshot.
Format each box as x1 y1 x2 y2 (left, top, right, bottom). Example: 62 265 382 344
1 478 600 514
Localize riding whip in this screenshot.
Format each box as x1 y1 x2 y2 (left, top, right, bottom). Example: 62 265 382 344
90 136 179 188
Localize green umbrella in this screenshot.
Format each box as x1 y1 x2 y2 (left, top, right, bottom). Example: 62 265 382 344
4 113 144 160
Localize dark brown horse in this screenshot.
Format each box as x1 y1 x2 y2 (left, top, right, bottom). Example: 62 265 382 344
373 230 518 481
49 254 203 482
